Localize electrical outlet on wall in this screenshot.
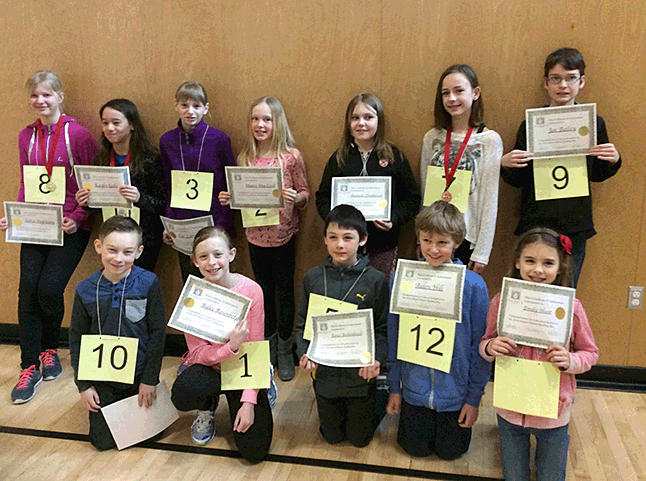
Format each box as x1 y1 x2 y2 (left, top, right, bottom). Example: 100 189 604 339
627 286 644 310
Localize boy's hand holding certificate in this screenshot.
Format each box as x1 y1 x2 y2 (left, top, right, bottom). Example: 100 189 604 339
497 277 575 349
168 275 252 344
306 310 375 368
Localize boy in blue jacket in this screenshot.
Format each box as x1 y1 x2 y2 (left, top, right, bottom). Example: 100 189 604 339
386 201 490 459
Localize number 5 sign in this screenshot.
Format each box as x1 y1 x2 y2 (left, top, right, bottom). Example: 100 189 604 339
221 341 270 391
397 314 456 373
533 156 589 201
77 335 139 384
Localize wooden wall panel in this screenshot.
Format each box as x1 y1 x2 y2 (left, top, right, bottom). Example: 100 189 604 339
1 0 645 367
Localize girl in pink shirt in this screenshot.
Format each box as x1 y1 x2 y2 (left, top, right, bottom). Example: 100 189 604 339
171 226 273 463
480 228 598 480
219 97 309 381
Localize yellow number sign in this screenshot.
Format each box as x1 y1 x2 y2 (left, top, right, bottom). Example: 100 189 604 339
170 170 214 211
397 314 456 373
533 155 589 201
423 165 471 213
102 206 141 224
241 208 280 228
304 293 358 341
77 335 138 384
221 341 270 390
23 166 66 205
493 356 560 419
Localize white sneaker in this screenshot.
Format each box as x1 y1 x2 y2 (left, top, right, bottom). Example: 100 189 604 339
191 410 215 445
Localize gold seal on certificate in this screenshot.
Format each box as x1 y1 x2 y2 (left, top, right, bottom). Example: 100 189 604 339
306 310 375 368
390 259 465 322
168 275 252 344
525 103 597 159
497 277 575 349
4 202 63 246
74 165 132 208
225 166 285 210
159 215 214 256
331 176 392 221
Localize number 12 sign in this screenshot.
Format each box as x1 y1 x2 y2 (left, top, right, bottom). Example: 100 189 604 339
77 335 139 384
397 314 456 373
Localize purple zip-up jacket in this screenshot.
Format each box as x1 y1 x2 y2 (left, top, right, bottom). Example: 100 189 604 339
159 119 235 233
17 116 97 231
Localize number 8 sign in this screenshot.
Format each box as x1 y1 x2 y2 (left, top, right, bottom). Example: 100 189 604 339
533 156 589 201
397 314 456 373
77 335 139 384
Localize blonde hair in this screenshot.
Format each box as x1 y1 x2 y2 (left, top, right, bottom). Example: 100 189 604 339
415 201 466 245
238 96 297 167
26 71 65 114
175 82 208 105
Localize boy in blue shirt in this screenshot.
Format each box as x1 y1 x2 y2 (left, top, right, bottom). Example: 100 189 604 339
501 47 621 287
386 201 490 459
69 216 166 450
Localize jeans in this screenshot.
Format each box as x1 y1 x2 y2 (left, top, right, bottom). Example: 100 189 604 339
497 415 569 481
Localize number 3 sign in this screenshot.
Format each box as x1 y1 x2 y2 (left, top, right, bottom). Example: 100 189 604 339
170 170 214 211
533 156 589 201
77 335 139 384
397 314 456 373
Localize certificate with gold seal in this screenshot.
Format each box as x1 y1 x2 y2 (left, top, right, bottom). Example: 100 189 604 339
4 202 63 246
159 215 213 256
497 277 575 349
74 165 132 208
225 166 284 210
306 310 375 368
168 275 252 344
526 103 597 159
390 259 465 322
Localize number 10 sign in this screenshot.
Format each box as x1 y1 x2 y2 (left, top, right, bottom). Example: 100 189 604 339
77 335 139 384
397 314 456 373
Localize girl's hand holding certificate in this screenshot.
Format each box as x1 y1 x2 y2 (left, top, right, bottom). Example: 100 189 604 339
228 318 249 352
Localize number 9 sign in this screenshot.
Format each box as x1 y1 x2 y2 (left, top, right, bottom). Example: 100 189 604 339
77 335 139 384
533 156 589 201
397 314 456 373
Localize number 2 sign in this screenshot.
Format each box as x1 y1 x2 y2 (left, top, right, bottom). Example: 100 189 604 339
397 314 456 373
77 335 139 384
533 156 589 201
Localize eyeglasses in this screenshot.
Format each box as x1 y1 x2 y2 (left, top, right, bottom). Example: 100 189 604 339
547 76 582 85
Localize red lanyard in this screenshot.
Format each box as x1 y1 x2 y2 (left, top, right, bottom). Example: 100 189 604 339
443 125 473 190
110 149 131 167
36 116 64 177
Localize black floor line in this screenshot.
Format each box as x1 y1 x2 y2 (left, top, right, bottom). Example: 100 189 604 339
0 425 504 480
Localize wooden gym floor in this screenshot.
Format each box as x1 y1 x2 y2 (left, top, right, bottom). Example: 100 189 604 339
0 345 644 480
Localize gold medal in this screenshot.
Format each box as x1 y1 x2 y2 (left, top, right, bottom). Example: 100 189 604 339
47 182 56 192
441 191 452 202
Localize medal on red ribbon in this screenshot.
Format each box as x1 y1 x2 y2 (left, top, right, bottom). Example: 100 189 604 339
110 149 131 167
442 125 473 201
36 116 65 192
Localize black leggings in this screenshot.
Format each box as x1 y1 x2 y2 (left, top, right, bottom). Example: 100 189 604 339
171 364 273 463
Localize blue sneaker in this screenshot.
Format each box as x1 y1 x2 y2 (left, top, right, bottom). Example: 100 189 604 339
39 349 63 380
267 364 277 409
11 365 42 404
191 410 215 445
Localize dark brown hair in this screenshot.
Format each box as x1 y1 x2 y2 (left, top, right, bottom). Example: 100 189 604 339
508 227 571 287
434 64 484 129
98 215 143 246
544 48 586 77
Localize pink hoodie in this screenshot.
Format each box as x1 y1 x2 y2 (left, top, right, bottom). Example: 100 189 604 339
480 293 599 429
17 115 97 231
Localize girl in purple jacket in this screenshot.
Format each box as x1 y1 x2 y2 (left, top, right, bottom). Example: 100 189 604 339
0 71 97 404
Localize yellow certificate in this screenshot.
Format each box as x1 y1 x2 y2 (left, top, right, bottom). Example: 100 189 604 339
241 208 280 228
77 335 138 384
423 165 471 213
23 165 66 205
397 314 456 373
303 293 357 341
102 206 141 224
533 155 589 201
170 170 214 211
493 356 560 419
221 341 270 390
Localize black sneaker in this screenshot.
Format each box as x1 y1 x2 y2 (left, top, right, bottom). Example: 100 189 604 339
39 349 63 380
11 365 42 404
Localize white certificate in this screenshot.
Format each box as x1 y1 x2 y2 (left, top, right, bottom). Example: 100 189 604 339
331 176 391 221
159 215 214 256
306 309 375 368
225 166 284 210
4 202 63 246
168 275 252 344
526 103 597 158
74 165 132 208
390 259 465 322
101 381 179 450
497 277 575 349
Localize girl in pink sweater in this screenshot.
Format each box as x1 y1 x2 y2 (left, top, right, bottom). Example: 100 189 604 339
171 226 272 463
480 228 598 480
